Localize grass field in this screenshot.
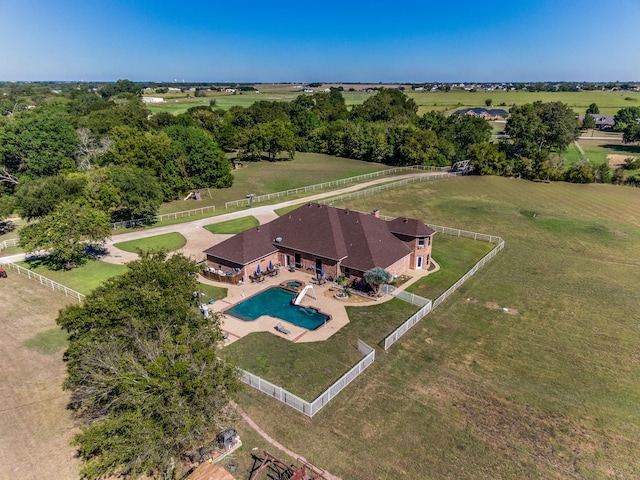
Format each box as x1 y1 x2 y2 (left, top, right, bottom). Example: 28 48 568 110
203 216 259 235
222 235 492 399
408 90 640 115
113 232 187 253
18 259 127 295
146 89 640 117
158 152 388 215
233 176 640 479
0 274 79 479
565 139 640 167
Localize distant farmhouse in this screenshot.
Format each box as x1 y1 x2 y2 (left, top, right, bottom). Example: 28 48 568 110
142 96 165 104
453 107 509 120
203 203 435 283
578 114 616 130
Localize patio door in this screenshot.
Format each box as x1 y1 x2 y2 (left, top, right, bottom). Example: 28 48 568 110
416 256 423 269
294 253 301 268
315 259 322 274
284 254 291 267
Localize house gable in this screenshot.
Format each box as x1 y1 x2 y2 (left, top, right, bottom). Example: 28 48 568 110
203 203 433 276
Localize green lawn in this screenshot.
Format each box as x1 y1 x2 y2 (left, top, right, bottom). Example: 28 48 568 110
157 152 389 215
233 176 640 479
0 218 25 243
203 216 258 235
23 328 68 354
407 236 494 300
113 232 186 253
408 90 640 115
146 89 640 117
221 298 419 399
274 204 304 216
18 259 127 295
197 282 227 303
223 234 491 398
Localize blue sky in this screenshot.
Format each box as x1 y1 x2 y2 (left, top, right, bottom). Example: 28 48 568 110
1 0 638 82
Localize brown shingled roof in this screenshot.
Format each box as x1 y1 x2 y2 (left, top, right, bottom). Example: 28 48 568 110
204 203 428 272
203 224 278 265
388 217 436 237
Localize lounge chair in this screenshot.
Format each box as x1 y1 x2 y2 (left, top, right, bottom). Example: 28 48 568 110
275 323 290 335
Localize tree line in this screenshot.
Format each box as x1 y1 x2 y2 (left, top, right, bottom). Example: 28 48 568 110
2 82 639 266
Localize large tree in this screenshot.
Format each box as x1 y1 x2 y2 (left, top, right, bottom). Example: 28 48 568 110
105 165 164 221
164 125 234 195
99 79 141 99
14 174 87 220
0 110 78 179
614 106 640 131
57 253 240 479
351 88 418 123
19 200 110 269
505 101 579 158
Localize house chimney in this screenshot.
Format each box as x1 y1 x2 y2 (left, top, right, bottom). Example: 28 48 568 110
372 209 380 218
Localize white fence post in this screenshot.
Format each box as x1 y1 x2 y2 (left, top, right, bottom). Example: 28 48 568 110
238 340 376 418
381 225 504 350
1 262 85 303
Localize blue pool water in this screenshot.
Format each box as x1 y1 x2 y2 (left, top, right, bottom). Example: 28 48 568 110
226 287 329 330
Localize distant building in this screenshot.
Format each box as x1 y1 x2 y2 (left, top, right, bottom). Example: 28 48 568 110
578 114 616 130
453 107 509 120
142 96 165 104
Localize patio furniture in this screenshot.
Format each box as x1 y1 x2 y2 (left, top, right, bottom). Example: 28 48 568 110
275 323 290 335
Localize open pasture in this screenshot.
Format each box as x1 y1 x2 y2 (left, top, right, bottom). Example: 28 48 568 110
147 87 640 117
566 138 640 166
235 176 640 479
146 90 370 115
408 89 640 115
0 274 79 480
157 152 388 215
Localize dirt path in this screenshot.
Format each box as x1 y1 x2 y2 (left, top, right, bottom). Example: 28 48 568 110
232 402 342 480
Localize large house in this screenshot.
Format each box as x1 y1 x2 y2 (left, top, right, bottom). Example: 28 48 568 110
203 203 435 283
453 107 509 120
578 113 616 130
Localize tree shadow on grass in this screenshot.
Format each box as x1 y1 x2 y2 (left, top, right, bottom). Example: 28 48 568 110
24 245 109 271
600 143 640 155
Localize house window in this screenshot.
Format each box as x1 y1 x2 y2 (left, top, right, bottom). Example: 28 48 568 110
294 253 301 268
418 238 425 249
343 267 351 278
428 236 432 246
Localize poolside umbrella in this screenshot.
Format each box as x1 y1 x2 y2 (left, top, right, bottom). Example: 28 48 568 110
268 260 273 270
256 264 261 274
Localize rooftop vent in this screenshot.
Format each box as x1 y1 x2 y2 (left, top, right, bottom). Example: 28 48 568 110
275 236 282 243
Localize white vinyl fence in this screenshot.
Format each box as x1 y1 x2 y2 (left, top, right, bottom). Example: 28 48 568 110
0 238 19 252
239 339 375 417
109 165 453 228
0 262 85 302
318 171 460 206
224 166 449 209
382 226 504 350
110 205 216 230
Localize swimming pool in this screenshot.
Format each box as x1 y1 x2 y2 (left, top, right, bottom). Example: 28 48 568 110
225 287 330 330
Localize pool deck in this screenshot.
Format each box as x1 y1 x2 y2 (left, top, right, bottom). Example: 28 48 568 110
200 262 439 345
